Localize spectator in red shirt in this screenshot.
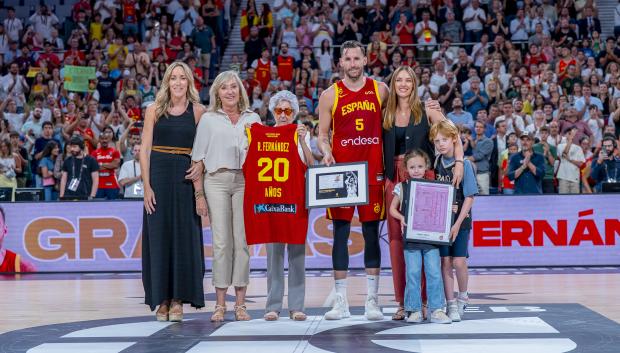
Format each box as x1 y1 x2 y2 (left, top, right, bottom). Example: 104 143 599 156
64 112 98 154
91 126 121 199
124 96 142 123
187 56 205 95
36 41 61 71
524 44 547 66
122 0 139 36
65 38 86 66
72 0 92 22
152 37 176 64
243 67 261 97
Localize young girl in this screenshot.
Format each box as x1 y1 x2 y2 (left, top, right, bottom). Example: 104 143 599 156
389 149 452 324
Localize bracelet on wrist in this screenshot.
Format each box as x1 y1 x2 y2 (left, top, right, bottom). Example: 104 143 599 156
194 190 205 199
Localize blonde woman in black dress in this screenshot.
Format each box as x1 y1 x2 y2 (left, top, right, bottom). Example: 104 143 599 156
140 61 208 322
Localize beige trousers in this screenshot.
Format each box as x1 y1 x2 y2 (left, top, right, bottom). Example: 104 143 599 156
558 179 580 194
205 169 250 288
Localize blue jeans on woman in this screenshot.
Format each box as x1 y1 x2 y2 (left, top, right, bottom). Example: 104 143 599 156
43 186 58 201
404 248 445 312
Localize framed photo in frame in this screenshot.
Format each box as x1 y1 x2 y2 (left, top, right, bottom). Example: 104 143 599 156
306 162 369 209
404 179 455 246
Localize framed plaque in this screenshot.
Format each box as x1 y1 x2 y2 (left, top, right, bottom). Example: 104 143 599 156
404 179 455 245
306 162 369 208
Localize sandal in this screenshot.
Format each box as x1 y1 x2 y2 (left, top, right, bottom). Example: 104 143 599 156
392 306 406 321
264 311 279 321
211 304 226 322
234 304 251 321
156 302 169 322
169 300 183 322
289 311 307 321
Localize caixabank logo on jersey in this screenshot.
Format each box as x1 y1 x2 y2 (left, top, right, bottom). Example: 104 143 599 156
254 203 297 214
1 304 618 353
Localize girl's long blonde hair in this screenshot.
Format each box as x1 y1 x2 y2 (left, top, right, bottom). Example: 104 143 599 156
153 61 200 120
383 66 423 130
208 70 250 113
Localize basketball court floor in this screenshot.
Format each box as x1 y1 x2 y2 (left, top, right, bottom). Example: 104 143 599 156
1 267 619 353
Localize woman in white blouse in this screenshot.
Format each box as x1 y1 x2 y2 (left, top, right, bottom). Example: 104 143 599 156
191 71 261 322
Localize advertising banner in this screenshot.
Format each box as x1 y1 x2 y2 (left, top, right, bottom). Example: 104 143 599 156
1 194 619 272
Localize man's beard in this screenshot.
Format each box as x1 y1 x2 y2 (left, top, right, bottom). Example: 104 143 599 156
71 150 81 157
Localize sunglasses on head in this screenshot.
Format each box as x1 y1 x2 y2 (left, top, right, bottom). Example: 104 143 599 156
274 107 293 116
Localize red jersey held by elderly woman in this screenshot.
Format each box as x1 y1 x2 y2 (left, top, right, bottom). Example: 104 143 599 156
243 124 308 245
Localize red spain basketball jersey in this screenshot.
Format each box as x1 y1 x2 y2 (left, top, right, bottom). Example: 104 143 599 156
255 59 271 92
243 124 309 245
331 77 384 185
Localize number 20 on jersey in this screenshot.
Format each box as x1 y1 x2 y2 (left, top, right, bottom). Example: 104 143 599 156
258 157 290 182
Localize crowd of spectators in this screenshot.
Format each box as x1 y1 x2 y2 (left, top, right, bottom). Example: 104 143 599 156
236 0 620 195
0 0 235 200
0 0 618 201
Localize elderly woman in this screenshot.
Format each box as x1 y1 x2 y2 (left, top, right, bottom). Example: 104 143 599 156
191 71 261 322
262 90 314 321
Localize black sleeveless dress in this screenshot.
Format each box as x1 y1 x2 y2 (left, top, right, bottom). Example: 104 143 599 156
142 103 205 311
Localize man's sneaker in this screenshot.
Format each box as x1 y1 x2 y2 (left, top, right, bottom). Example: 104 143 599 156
364 295 384 321
430 309 452 324
447 301 461 322
324 293 350 320
457 296 469 317
406 311 423 323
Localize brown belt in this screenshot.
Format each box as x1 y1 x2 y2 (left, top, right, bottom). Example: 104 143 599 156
152 146 192 155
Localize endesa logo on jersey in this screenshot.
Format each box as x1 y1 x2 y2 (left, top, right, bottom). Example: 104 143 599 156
340 136 381 147
254 203 297 214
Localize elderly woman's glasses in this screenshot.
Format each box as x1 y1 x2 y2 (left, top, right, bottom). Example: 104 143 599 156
274 108 293 116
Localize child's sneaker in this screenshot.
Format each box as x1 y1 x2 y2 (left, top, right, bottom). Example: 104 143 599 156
447 300 461 322
430 309 452 324
406 311 423 323
457 296 469 317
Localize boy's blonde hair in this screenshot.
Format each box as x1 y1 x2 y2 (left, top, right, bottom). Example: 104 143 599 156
429 120 459 142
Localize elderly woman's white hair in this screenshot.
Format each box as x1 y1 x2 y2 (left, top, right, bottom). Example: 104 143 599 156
269 90 299 117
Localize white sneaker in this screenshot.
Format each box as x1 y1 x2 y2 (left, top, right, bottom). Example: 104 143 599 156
430 309 452 324
457 297 468 317
447 301 461 322
324 293 350 320
406 311 423 323
364 295 384 321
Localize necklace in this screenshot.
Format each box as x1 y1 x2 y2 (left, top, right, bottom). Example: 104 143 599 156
168 100 189 115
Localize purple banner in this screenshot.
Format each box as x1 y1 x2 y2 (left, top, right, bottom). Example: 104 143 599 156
1 194 619 272
469 194 620 266
0 202 379 272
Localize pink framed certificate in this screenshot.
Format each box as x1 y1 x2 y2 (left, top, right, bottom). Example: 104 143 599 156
404 179 455 245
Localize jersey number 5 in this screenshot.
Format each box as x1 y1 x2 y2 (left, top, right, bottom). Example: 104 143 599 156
258 157 290 182
355 118 364 131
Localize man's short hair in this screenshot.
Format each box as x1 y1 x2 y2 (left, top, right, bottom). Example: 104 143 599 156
539 125 550 133
42 121 53 129
341 40 366 56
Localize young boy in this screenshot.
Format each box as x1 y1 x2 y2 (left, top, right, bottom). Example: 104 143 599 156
430 120 478 322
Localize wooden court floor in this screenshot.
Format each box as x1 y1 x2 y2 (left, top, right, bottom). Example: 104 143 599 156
1 268 619 335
